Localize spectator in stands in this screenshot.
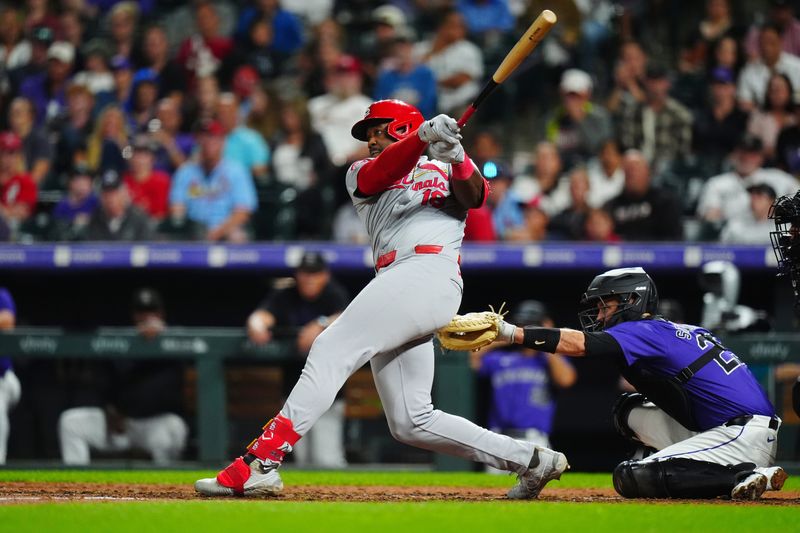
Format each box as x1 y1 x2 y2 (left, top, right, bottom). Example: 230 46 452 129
246 251 348 467
176 1 233 88
24 0 58 35
513 142 569 216
416 9 483 115
708 35 744 78
217 92 270 184
545 68 613 170
51 84 94 179
127 69 160 133
738 24 800 112
470 300 576 471
123 136 170 221
223 17 282 83
607 40 647 115
744 0 800 61
139 25 185 99
457 0 514 41
0 7 31 94
692 66 749 174
697 135 799 230
618 62 693 174
272 97 335 238
58 287 188 466
187 75 220 131
0 132 37 232
8 97 51 185
586 139 624 209
583 207 620 242
549 166 592 240
246 83 281 144
356 4 408 81
235 0 304 59
470 130 505 170
20 40 74 125
85 169 154 241
308 54 372 168
506 202 551 242
373 32 438 119
71 38 114 97
86 104 129 174
486 162 524 241
50 166 98 240
0 287 21 464
169 120 257 242
150 97 193 175
106 2 139 61
58 11 85 62
720 183 777 244
747 73 796 163
775 103 800 174
605 150 683 241
8 25 52 94
109 54 134 109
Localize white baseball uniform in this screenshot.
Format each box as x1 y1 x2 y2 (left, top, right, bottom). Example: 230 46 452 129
279 155 536 473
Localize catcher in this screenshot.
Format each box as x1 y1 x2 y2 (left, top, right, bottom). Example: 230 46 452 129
441 267 787 500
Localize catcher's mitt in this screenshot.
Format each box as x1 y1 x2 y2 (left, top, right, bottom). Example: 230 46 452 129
437 304 507 351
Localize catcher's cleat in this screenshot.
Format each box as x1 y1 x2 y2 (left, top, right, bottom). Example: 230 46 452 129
507 446 569 500
195 456 284 497
730 472 768 500
755 466 788 491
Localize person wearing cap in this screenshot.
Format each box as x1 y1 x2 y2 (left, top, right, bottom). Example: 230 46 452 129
604 149 683 241
246 250 349 467
169 120 257 242
738 23 800 112
7 24 53 93
0 131 37 231
0 287 22 464
470 300 576 472
692 66 749 174
50 166 98 239
123 135 170 220
720 183 779 244
353 4 408 82
618 62 693 175
85 169 154 241
8 97 52 185
127 68 160 132
71 39 114 96
19 40 74 125
110 54 134 106
373 32 438 118
58 287 188 466
308 54 373 167
697 133 799 229
416 9 483 115
545 68 613 170
217 92 270 183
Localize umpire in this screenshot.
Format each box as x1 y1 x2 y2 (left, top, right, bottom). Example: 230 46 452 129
494 267 786 500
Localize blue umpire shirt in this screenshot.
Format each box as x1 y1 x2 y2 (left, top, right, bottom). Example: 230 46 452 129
604 319 775 430
170 158 257 230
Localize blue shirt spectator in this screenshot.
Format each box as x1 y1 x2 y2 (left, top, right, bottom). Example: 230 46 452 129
374 36 437 118
457 0 514 36
218 92 270 182
236 2 304 55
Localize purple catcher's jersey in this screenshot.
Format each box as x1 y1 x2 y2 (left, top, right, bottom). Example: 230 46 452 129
478 350 559 434
606 319 774 430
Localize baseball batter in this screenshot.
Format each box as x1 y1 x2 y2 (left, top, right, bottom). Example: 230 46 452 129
493 267 787 500
196 99 568 499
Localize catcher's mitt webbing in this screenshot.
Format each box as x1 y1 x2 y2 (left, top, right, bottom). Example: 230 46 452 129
437 304 507 351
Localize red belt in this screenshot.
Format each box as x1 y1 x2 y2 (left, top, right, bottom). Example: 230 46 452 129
375 245 448 272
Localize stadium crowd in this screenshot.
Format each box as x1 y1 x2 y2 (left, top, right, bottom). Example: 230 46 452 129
0 0 797 245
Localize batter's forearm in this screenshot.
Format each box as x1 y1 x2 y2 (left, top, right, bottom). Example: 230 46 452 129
451 164 486 209
357 134 427 196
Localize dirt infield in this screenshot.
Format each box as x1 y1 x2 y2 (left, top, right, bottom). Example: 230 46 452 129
0 482 798 505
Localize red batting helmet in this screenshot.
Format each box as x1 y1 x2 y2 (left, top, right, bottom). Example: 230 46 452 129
351 99 424 142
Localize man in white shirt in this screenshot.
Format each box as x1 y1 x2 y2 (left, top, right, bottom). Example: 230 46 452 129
697 135 799 227
738 23 800 110
720 183 777 244
308 55 373 167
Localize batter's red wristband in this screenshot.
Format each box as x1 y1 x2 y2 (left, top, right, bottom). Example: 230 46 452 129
451 153 475 181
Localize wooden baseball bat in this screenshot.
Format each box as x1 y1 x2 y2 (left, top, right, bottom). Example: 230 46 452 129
457 10 558 127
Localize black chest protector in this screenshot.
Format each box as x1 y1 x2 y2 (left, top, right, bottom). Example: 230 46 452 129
619 334 727 432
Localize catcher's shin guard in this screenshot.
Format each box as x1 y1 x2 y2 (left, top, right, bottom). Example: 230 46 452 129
613 458 757 499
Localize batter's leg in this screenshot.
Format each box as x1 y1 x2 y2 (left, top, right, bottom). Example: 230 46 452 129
371 337 535 473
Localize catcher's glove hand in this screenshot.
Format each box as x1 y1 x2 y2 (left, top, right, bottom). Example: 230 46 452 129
437 304 514 351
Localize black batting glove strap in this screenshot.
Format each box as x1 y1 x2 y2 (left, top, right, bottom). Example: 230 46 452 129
522 327 561 353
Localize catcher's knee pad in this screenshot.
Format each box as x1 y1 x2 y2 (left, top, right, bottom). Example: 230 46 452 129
611 392 647 442
613 460 667 498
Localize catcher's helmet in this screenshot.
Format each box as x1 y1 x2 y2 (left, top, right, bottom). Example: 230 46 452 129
769 190 800 277
578 267 659 332
351 99 424 142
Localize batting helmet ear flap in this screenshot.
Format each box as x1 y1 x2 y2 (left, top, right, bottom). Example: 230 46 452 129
351 99 424 141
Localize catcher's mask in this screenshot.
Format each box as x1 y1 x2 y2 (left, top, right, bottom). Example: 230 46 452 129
578 267 659 332
769 190 800 306
351 99 424 142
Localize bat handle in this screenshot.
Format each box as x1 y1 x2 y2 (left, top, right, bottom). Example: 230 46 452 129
457 106 476 128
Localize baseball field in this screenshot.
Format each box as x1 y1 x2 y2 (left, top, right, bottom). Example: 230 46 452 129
0 470 798 532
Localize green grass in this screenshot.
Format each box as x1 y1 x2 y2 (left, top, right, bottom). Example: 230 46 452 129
0 470 798 533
